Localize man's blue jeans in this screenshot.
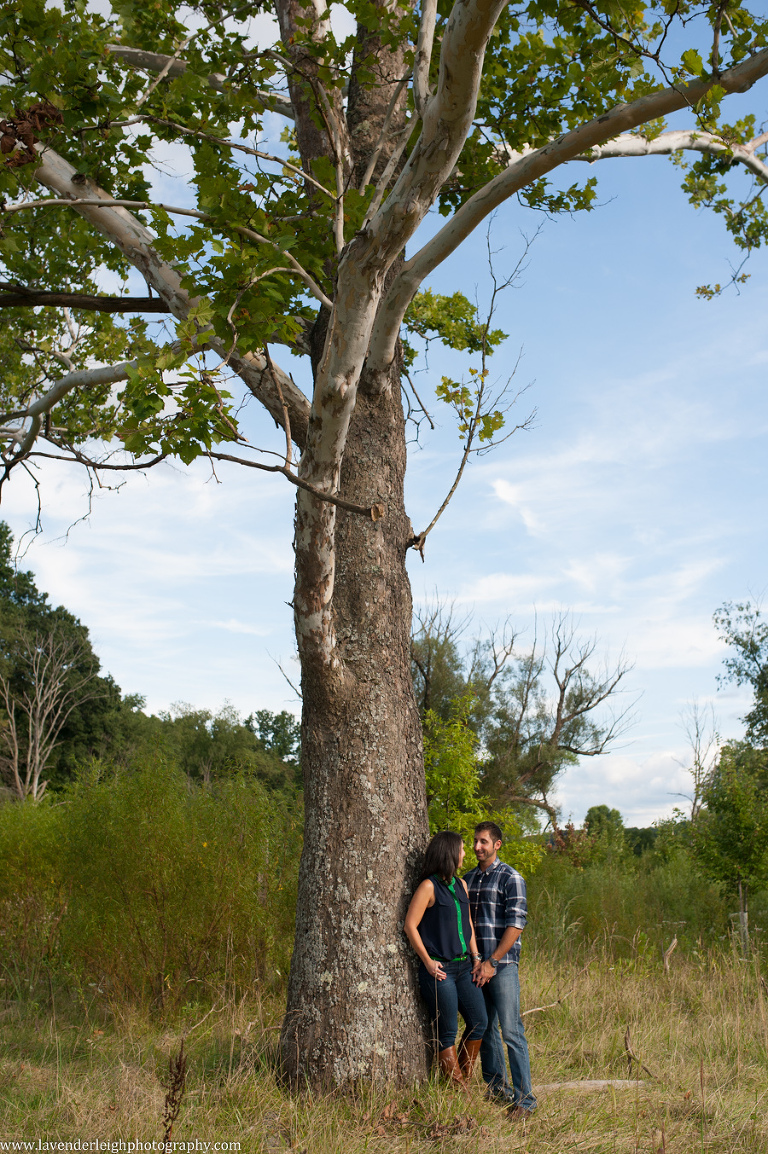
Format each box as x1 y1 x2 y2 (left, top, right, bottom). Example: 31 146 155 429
480 960 536 1110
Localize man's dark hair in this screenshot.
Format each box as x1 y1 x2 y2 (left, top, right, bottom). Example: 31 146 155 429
420 830 464 883
475 821 503 845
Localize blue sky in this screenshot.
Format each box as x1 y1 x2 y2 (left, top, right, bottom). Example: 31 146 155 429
4 59 767 826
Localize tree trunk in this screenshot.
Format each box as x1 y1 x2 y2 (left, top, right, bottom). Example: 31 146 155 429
281 361 430 1087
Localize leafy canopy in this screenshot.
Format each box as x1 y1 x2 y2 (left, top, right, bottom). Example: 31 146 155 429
0 0 765 469
714 601 768 745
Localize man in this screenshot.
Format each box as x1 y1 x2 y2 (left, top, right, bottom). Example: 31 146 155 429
464 821 536 1116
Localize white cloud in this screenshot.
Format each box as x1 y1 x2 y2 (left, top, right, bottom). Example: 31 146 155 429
555 749 694 827
210 618 273 637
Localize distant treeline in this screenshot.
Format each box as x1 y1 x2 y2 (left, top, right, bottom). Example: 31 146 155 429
0 520 301 800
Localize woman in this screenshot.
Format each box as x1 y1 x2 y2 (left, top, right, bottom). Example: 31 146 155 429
404 830 487 1086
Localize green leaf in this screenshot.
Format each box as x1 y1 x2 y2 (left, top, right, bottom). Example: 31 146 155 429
681 49 704 77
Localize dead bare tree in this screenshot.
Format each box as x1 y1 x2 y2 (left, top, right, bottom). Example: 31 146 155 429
412 607 634 831
0 621 106 800
672 701 720 822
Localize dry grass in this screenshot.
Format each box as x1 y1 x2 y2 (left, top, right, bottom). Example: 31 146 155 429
1 946 767 1153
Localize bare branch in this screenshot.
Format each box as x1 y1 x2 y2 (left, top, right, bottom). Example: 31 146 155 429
545 616 636 756
479 618 520 692
408 230 535 556
673 700 719 821
22 443 385 521
271 654 302 701
402 369 435 430
205 451 385 519
0 284 170 312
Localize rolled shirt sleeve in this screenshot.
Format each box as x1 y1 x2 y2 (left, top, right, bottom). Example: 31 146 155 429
504 869 527 930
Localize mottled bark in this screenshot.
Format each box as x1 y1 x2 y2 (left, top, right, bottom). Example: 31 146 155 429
347 8 409 188
282 360 429 1087
275 0 350 178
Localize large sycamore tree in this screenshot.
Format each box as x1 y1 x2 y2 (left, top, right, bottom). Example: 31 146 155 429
1 0 767 1087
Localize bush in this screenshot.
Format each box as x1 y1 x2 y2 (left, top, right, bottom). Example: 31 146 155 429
0 757 301 1010
0 798 69 1000
527 845 729 962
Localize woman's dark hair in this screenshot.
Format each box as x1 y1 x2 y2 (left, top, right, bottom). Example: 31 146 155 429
419 830 464 883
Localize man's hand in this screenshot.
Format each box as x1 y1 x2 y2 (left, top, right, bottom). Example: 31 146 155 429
474 959 496 986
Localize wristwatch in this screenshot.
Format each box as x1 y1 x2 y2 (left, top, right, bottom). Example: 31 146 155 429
489 957 499 971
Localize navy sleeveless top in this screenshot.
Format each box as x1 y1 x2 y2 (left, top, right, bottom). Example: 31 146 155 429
418 875 472 961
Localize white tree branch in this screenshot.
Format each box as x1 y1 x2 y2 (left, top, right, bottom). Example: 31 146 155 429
307 0 513 494
291 0 525 673
413 0 438 119
369 45 768 368
576 129 768 182
0 360 137 463
29 146 311 447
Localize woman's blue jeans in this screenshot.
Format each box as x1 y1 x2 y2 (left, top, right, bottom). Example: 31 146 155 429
418 957 488 1051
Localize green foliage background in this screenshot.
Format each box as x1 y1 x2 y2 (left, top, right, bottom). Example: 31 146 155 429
0 757 301 1009
422 692 544 878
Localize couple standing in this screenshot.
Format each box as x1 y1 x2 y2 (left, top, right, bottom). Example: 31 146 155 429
404 822 536 1117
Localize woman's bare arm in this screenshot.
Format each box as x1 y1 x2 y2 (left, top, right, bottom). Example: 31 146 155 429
404 879 445 980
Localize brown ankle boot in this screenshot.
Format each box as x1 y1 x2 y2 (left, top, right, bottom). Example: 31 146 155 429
457 1035 482 1081
438 1045 466 1088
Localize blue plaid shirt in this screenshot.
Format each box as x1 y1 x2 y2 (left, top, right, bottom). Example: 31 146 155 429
464 857 527 966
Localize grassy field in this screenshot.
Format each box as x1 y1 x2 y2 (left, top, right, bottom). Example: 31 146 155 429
2 945 766 1153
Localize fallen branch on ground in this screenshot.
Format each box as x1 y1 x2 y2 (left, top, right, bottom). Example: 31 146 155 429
536 1079 647 1092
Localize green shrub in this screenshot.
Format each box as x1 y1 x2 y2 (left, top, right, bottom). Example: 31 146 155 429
0 798 68 1000
527 846 729 962
0 757 301 1010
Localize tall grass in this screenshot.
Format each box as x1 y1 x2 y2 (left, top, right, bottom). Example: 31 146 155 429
0 758 301 1010
527 845 734 963
2 947 767 1152
3 781 768 1149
